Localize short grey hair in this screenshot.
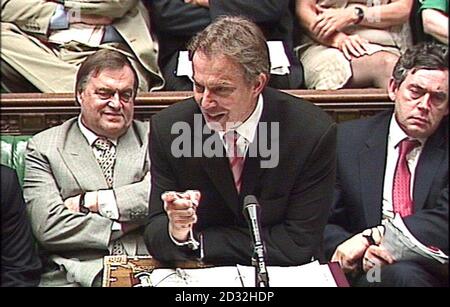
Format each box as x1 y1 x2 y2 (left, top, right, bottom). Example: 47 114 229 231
187 15 270 84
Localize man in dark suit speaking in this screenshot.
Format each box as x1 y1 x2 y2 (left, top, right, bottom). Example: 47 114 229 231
325 43 448 287
145 16 336 266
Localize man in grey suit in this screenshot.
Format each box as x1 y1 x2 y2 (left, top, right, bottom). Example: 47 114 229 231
1 0 163 92
23 49 151 287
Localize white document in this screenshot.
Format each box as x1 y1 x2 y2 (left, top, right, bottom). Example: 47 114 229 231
176 41 291 78
266 41 290 75
176 51 194 79
149 261 338 287
149 266 244 287
49 24 105 46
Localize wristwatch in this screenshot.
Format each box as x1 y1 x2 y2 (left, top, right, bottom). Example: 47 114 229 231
361 228 376 245
79 192 89 214
354 6 364 24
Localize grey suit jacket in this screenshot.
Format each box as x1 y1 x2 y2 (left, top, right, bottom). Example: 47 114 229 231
24 118 150 287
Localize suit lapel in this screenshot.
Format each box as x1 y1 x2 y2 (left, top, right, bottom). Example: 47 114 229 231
199 129 240 217
413 124 447 211
241 90 277 197
59 123 107 191
199 89 279 216
114 124 146 187
359 116 390 226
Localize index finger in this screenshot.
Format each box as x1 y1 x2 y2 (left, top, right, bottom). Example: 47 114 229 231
161 191 184 202
183 190 201 207
315 4 325 13
368 245 395 264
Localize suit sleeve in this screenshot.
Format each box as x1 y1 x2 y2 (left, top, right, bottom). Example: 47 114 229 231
114 174 150 223
209 0 289 23
144 116 192 260
148 0 211 35
323 175 355 260
63 0 138 19
1 0 137 37
1 167 42 287
403 186 449 255
1 0 58 35
24 138 114 252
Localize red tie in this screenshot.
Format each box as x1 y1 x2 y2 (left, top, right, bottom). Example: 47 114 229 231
225 131 245 193
392 138 420 217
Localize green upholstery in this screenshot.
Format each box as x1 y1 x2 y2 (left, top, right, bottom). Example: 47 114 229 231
1 135 32 186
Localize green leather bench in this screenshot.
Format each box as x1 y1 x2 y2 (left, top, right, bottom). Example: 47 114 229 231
0 135 32 186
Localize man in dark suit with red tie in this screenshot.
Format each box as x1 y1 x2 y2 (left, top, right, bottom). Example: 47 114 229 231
144 16 336 266
325 43 449 287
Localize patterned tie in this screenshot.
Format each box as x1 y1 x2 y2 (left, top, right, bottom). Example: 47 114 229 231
224 131 245 193
392 138 420 217
93 138 124 255
93 137 116 188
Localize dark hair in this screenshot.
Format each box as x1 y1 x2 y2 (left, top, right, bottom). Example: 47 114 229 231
75 49 138 101
392 42 448 86
187 15 270 84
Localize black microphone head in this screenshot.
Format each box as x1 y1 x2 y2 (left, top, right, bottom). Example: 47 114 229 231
243 195 260 220
243 195 259 209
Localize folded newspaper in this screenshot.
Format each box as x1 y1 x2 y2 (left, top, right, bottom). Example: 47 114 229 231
381 214 448 265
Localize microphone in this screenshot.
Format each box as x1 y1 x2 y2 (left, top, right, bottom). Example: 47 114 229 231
243 195 270 287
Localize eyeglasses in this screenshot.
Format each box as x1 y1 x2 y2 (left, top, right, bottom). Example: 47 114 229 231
94 88 134 103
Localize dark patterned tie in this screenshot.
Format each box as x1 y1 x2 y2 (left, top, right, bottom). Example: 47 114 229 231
224 131 245 193
93 138 124 255
93 137 116 188
392 138 420 217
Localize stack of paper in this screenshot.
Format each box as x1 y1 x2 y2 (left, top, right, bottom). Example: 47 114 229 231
176 41 291 78
147 261 338 287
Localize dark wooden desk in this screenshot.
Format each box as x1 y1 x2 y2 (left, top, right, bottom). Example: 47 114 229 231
1 89 392 135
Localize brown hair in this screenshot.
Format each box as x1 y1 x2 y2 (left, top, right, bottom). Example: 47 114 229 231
187 15 270 84
75 49 138 102
392 42 448 86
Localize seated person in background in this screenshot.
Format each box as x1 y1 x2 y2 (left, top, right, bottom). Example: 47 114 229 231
146 0 304 90
1 165 42 287
295 0 413 90
413 0 448 44
145 16 336 266
23 49 151 287
1 0 163 93
325 43 448 286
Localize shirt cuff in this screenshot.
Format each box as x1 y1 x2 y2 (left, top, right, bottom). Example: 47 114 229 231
169 229 200 251
110 222 122 241
50 4 69 30
111 222 122 232
97 189 119 220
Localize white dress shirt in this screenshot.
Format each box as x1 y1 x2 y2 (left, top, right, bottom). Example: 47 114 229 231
382 115 427 220
218 94 264 157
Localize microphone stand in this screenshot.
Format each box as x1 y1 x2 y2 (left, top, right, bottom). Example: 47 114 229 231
248 206 269 287
252 242 269 287
244 195 270 287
